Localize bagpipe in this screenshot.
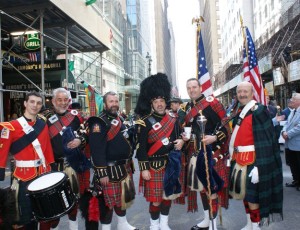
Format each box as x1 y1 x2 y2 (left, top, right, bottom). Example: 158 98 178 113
79 177 106 230
62 127 91 173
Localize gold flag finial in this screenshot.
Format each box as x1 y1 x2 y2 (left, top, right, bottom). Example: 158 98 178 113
192 16 205 25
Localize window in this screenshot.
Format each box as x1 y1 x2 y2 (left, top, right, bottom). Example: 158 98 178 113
265 5 268 18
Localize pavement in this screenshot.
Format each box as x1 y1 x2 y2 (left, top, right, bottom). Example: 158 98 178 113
1 146 300 229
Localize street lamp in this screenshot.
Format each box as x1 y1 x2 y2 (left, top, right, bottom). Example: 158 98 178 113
146 52 152 77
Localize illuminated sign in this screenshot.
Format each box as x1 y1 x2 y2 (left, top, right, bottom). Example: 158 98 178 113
24 33 40 50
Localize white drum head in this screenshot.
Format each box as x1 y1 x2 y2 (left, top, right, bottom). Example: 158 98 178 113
28 172 65 191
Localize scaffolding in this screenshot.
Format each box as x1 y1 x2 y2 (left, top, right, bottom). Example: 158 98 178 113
0 0 110 121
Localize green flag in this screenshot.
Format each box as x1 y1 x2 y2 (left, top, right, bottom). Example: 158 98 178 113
86 0 97 5
68 61 74 71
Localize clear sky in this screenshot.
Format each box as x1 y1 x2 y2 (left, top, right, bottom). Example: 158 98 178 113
168 0 200 99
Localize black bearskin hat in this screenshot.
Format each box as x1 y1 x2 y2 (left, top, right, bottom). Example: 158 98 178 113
135 73 171 117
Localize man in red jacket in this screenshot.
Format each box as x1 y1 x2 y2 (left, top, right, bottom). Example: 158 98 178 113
0 92 55 229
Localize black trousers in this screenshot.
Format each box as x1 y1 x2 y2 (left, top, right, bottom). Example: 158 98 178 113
285 148 300 182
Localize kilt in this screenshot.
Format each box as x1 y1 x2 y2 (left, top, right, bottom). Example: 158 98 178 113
78 170 91 195
213 149 229 188
102 163 134 209
141 167 165 202
213 149 230 208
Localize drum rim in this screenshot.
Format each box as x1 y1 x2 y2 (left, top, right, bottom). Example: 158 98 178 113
27 171 67 192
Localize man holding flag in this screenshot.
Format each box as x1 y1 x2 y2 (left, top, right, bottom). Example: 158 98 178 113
228 24 283 229
182 18 230 230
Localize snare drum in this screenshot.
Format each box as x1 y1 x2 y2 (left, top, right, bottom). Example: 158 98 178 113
27 172 77 220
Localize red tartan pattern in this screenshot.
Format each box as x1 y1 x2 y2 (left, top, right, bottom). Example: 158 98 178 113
185 97 225 124
102 163 134 209
78 170 91 195
107 117 121 141
140 168 165 202
147 114 176 156
148 114 176 144
213 149 229 188
48 112 75 138
88 85 97 116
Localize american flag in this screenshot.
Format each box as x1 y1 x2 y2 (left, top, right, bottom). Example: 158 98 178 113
27 52 40 62
243 27 266 105
197 30 213 96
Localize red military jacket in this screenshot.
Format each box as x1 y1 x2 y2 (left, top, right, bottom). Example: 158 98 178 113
0 116 54 181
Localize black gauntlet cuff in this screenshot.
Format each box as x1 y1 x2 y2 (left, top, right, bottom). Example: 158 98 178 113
215 131 226 142
95 167 108 178
138 161 150 171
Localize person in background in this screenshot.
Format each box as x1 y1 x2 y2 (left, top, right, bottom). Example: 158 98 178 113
282 93 300 190
229 82 283 230
170 97 186 126
135 73 184 230
266 95 277 118
0 92 55 230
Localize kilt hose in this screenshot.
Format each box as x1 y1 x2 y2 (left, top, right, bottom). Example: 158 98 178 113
140 167 165 203
102 163 135 209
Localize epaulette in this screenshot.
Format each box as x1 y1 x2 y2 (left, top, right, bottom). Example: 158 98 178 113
135 119 146 127
0 122 15 131
37 114 47 122
180 102 188 112
43 110 54 119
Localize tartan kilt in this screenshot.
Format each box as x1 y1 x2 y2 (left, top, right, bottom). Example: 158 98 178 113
102 163 134 209
78 170 91 195
140 167 165 202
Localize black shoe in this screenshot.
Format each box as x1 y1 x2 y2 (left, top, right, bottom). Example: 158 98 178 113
191 225 209 230
285 181 298 187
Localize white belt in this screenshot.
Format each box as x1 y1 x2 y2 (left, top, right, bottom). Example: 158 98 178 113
234 145 255 152
15 160 42 167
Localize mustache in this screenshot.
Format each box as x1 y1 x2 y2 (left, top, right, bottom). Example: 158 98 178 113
238 96 248 99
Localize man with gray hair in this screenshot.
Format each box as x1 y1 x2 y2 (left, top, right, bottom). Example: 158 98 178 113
282 92 300 190
45 88 90 230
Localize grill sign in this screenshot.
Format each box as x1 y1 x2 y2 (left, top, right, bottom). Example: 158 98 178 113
24 33 40 50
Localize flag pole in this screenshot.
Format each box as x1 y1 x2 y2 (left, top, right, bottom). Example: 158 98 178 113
192 17 204 79
240 16 248 59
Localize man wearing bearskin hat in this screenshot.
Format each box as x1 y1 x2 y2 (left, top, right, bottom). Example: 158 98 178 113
44 87 91 230
0 92 55 229
229 82 283 230
87 91 137 230
135 73 185 230
182 78 229 230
